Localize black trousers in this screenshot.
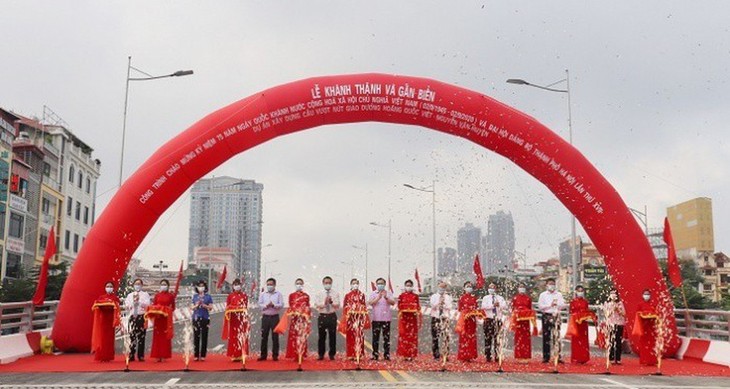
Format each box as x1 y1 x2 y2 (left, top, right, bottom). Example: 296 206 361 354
260 314 280 358
371 321 391 358
317 313 337 358
128 315 146 359
483 318 502 361
610 325 624 362
542 315 561 361
431 317 449 358
193 317 210 358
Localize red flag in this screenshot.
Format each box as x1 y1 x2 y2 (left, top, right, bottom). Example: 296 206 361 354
473 254 485 289
173 260 184 296
370 281 376 291
414 268 422 293
388 276 394 294
32 226 56 305
216 265 227 290
663 217 683 287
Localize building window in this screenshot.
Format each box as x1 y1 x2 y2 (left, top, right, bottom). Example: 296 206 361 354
43 162 51 177
42 198 51 215
6 253 21 279
73 233 79 253
78 171 83 189
9 212 23 238
83 206 89 225
67 197 73 216
75 201 81 221
65 230 70 250
69 165 75 183
40 233 48 250
86 178 91 194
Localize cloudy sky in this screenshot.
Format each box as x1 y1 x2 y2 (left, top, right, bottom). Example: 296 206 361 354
1 1 728 294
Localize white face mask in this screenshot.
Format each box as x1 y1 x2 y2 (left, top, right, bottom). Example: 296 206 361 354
643 294 651 301
133 284 142 292
518 287 526 294
197 286 205 293
160 285 169 292
266 285 275 292
404 286 413 292
464 287 473 294
438 288 446 295
547 284 556 292
295 284 303 291
105 287 114 294
377 284 386 291
324 284 332 291
351 284 359 290
233 285 242 291
576 292 585 298
488 288 495 295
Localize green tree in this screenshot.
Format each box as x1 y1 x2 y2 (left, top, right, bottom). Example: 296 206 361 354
1 261 70 303
659 259 719 310
585 275 615 305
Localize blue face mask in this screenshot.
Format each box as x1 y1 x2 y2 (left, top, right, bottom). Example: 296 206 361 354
377 284 385 291
267 285 275 292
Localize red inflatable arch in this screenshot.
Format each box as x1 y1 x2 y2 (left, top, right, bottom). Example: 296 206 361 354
52 74 680 355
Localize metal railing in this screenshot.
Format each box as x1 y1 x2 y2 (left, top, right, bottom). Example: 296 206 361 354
2 296 729 343
0 300 58 336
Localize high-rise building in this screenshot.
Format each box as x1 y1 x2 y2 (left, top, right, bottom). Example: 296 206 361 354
437 247 457 276
485 210 515 275
666 197 714 262
559 236 582 269
188 176 263 288
0 108 19 281
457 223 481 274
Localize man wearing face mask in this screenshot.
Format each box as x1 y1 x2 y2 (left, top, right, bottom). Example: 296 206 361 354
258 278 283 361
633 289 659 366
602 289 626 364
429 281 453 360
538 278 567 363
314 276 340 360
567 285 595 364
124 278 151 362
481 282 507 362
511 282 537 362
341 278 368 361
368 277 395 360
397 279 421 360
283 278 311 361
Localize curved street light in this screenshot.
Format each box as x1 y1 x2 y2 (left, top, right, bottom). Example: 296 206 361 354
403 180 436 291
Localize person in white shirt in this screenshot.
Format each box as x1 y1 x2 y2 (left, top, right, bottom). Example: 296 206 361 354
123 278 151 362
537 278 567 363
314 276 341 360
429 281 453 360
481 282 507 362
602 288 626 364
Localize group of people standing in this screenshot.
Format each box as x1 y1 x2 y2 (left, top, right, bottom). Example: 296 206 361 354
91 275 664 367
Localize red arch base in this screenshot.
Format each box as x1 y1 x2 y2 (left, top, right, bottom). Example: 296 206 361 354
52 74 680 355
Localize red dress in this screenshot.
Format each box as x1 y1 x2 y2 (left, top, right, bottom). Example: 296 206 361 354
342 290 368 359
148 291 175 359
568 297 592 364
285 291 311 360
511 293 535 361
396 291 421 358
91 293 120 362
634 300 658 366
457 293 480 361
222 291 249 360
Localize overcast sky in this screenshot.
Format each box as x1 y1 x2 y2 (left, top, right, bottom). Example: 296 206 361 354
1 1 728 294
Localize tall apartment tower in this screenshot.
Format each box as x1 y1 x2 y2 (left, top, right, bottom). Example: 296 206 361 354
457 223 481 274
188 176 263 284
485 210 515 275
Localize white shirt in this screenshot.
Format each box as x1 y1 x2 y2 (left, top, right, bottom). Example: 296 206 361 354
314 289 341 314
124 290 151 316
429 293 453 318
538 290 567 315
481 293 508 319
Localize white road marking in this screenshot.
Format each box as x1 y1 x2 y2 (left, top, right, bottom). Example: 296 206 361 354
212 343 224 352
164 378 180 386
601 378 638 389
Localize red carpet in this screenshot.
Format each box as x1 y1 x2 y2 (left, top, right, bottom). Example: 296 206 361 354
0 353 728 376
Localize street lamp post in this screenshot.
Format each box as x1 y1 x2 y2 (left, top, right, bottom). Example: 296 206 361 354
370 220 392 282
119 56 193 187
403 180 437 291
629 205 650 236
152 260 168 277
352 244 369 289
263 259 278 281
507 70 578 290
